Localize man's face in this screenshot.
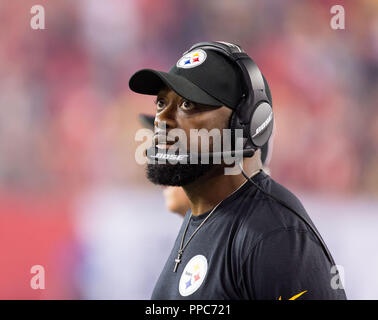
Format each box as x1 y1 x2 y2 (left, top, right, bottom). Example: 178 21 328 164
146 87 232 186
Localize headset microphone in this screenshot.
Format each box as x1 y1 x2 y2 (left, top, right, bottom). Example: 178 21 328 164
146 145 256 164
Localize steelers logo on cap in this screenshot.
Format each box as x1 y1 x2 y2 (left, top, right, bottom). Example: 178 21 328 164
179 254 208 297
176 49 207 69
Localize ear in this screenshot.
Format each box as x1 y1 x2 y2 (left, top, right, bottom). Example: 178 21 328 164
228 110 242 130
228 110 246 150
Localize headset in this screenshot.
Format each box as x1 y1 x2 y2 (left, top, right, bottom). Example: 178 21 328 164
185 41 274 157
148 41 336 266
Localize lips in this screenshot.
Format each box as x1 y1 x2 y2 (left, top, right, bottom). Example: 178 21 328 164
153 133 177 150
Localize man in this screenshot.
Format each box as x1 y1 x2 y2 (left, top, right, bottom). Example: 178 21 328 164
129 41 346 299
139 114 272 217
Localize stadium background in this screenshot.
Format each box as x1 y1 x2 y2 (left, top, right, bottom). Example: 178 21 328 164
0 0 377 299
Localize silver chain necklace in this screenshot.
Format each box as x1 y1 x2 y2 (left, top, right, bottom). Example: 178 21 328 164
173 169 261 272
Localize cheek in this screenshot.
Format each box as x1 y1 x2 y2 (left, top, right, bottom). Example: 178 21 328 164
176 110 231 150
176 119 212 151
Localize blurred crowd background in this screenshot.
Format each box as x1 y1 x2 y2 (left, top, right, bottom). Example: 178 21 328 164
0 0 377 299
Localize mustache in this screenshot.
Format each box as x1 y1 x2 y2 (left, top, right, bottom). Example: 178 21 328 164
153 131 182 146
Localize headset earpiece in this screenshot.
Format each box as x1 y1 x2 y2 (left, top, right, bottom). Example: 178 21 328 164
249 102 273 147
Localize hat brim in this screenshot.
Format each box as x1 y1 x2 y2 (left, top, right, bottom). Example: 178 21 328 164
129 69 224 107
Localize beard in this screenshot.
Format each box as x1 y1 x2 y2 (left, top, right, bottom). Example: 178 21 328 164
146 162 216 186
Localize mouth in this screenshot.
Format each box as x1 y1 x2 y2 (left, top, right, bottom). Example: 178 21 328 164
153 134 176 150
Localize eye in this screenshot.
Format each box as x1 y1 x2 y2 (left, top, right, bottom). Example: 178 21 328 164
155 98 166 111
180 99 194 111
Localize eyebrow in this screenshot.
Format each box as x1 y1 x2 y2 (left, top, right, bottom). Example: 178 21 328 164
156 86 171 97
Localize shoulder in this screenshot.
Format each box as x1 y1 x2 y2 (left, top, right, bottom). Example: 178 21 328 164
238 171 313 236
230 171 319 259
237 227 345 300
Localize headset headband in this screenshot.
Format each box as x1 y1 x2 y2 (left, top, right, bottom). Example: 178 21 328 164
186 41 267 99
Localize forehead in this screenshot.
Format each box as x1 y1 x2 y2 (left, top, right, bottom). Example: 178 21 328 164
157 86 180 99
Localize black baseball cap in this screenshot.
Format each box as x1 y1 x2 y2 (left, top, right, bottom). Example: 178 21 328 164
129 48 245 109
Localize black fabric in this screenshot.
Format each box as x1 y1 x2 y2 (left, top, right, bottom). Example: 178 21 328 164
129 50 245 109
151 171 347 300
129 68 225 107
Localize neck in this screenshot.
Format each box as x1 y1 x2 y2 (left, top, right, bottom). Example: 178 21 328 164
183 155 262 216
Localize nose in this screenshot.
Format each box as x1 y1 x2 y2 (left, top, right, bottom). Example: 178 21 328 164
154 102 177 131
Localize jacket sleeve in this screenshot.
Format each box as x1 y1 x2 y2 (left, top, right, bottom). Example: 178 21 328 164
239 228 347 300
